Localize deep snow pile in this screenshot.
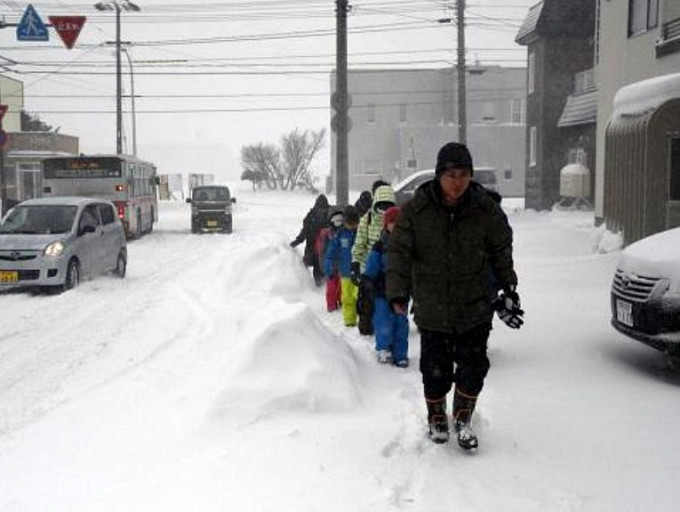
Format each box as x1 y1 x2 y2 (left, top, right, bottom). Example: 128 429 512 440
0 188 679 511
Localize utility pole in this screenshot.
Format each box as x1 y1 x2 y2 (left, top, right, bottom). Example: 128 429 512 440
115 3 122 154
334 0 350 207
457 0 467 144
94 0 140 155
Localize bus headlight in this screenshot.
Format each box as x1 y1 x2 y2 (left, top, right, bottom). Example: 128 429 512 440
44 241 65 257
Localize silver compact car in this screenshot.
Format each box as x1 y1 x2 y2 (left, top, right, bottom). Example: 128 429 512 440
0 197 127 292
611 227 680 356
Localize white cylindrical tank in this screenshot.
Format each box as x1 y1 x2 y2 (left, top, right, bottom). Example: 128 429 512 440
559 163 591 198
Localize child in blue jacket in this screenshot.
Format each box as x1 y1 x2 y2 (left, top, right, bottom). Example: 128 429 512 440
324 205 360 326
362 206 409 367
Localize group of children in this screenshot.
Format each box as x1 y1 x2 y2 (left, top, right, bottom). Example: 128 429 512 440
311 186 410 368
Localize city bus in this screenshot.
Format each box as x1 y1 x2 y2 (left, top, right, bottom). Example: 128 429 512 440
41 154 158 239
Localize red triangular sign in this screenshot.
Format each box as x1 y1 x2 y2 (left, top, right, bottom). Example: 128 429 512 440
48 16 86 50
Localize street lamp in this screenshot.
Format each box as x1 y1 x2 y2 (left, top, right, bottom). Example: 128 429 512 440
94 0 140 155
121 47 137 156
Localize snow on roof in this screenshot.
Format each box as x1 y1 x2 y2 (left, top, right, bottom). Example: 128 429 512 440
613 72 680 117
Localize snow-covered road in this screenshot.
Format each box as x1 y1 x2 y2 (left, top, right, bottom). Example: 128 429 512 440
1 189 678 511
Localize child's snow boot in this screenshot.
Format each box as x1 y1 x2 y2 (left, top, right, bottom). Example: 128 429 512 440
376 349 392 364
426 397 449 444
452 388 478 450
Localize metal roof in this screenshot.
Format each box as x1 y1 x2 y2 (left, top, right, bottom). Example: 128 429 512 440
515 1 544 44
558 89 597 127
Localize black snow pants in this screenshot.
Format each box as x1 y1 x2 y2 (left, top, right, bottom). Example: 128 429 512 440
419 323 491 399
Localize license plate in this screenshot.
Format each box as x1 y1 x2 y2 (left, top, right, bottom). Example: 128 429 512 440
0 270 18 283
206 220 218 227
616 299 633 327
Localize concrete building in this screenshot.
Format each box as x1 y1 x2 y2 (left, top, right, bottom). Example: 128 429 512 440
2 132 79 212
0 75 23 132
330 66 526 197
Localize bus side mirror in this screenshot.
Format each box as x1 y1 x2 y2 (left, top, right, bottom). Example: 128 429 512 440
231 198 237 204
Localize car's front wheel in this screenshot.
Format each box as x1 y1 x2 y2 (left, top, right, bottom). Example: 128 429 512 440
62 258 80 292
115 250 127 278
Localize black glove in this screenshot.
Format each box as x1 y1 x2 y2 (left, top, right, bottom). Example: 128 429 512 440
493 289 524 329
290 240 299 248
350 261 361 286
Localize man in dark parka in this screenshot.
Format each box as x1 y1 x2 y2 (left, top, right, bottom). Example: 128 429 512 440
386 142 523 448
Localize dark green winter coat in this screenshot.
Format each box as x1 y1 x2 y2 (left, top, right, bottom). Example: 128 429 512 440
386 180 517 335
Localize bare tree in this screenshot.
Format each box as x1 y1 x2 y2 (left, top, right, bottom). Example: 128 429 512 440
240 143 281 190
281 128 326 191
240 128 326 191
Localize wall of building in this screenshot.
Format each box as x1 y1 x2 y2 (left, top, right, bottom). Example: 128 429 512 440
525 33 594 210
0 76 23 133
331 66 526 197
595 0 680 220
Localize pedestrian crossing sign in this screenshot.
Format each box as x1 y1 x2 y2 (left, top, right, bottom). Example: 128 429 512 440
17 4 49 42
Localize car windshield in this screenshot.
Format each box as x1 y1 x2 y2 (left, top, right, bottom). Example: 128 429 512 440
193 187 230 201
0 205 77 235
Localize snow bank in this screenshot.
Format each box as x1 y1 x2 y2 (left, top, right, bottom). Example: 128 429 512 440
211 298 361 423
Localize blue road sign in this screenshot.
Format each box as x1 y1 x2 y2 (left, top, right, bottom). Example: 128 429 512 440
17 4 49 42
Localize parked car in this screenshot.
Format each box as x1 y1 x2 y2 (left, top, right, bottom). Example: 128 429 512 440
0 197 127 293
393 167 498 205
187 185 236 234
611 227 680 356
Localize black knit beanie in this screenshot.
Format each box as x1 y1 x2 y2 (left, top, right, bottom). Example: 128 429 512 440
435 142 474 177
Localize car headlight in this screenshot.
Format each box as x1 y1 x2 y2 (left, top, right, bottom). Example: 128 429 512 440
44 241 65 257
668 278 680 296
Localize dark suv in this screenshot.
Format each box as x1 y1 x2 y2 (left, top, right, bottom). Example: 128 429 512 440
187 185 236 233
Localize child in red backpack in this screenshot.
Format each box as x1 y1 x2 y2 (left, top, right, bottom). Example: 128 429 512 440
317 207 344 312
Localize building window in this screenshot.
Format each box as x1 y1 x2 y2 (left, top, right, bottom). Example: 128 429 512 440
671 138 680 200
504 169 513 181
529 126 537 166
510 98 524 124
367 103 376 123
399 104 407 123
629 0 659 36
528 51 535 94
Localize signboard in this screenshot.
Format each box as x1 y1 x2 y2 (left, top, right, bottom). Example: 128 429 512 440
17 4 49 42
49 16 86 50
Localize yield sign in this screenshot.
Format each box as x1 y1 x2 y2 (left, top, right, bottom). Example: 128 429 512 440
48 16 86 50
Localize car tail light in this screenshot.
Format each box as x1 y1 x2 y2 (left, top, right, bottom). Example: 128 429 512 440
114 202 126 219
115 184 126 192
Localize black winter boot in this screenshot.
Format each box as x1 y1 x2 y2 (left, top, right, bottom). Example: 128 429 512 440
426 397 449 444
452 388 478 450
